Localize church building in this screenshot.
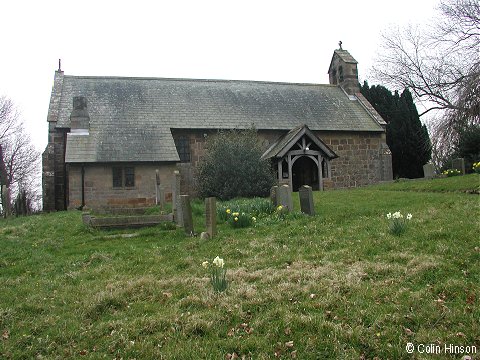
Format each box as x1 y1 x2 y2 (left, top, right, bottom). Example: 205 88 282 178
42 47 392 212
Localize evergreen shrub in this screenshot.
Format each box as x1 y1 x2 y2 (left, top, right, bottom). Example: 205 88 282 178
196 129 275 200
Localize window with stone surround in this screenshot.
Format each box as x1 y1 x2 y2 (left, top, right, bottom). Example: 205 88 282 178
112 166 135 188
174 136 191 162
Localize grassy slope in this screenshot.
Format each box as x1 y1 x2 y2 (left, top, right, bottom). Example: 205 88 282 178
0 175 479 359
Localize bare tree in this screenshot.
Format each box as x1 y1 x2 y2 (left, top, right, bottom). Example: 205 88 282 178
373 0 480 122
0 96 40 215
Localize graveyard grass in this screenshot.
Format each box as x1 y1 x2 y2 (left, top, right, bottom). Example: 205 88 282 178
1 175 479 359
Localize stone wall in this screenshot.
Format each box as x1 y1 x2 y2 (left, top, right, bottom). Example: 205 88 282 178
42 70 66 211
67 163 176 211
317 131 391 188
171 129 390 192
65 130 390 211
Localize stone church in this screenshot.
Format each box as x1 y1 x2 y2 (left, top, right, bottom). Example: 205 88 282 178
42 47 392 212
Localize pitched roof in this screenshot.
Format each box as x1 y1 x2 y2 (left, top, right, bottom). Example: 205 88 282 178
261 124 338 160
57 75 384 163
327 49 358 75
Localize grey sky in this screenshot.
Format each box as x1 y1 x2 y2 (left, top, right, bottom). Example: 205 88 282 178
0 0 440 152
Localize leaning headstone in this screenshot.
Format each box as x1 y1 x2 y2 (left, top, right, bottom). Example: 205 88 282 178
205 197 217 238
423 163 435 179
276 184 293 212
270 186 278 207
452 158 465 175
180 195 194 235
299 185 315 216
172 171 183 226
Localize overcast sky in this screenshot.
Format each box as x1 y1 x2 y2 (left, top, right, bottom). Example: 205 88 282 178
1 0 440 152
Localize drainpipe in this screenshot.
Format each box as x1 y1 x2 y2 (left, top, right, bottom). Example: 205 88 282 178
80 165 85 210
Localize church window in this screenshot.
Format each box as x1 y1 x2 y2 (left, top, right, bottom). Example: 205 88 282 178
175 136 191 162
112 166 135 188
112 167 123 188
338 66 344 82
124 167 135 187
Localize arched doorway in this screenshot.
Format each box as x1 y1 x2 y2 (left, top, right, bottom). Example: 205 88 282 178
292 156 319 191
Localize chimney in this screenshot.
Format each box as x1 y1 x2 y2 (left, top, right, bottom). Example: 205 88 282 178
70 96 90 135
327 45 360 95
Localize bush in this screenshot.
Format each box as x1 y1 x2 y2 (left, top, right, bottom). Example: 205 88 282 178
196 129 275 200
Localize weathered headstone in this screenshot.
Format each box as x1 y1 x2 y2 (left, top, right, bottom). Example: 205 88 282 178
172 171 183 226
452 158 465 175
423 163 435 179
205 197 217 238
299 185 315 216
270 186 278 207
180 195 194 235
276 184 293 211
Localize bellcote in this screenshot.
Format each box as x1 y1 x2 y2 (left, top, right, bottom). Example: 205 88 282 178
328 46 359 95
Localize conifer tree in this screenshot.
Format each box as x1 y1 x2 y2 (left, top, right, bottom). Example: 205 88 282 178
361 82 431 178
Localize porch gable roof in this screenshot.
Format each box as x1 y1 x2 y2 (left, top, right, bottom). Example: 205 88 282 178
261 124 338 160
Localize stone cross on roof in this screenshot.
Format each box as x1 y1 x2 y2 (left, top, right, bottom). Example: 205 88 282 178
338 41 343 50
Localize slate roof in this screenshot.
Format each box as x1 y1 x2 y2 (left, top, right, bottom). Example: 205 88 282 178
261 124 338 160
57 75 385 163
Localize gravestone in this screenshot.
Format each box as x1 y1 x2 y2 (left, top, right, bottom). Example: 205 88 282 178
205 197 217 238
180 195 194 235
299 185 315 216
276 184 293 211
270 186 278 207
452 158 465 175
423 163 435 179
172 171 183 226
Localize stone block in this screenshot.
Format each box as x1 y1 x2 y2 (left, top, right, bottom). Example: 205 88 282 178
423 163 435 179
452 158 465 175
299 185 315 216
180 195 194 235
276 184 293 211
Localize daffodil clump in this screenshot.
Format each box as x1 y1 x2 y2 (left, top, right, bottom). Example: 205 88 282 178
202 256 227 293
473 161 480 174
275 204 289 219
386 211 412 236
442 169 461 177
224 209 256 228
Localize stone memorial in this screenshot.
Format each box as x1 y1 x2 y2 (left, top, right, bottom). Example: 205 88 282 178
276 184 293 211
452 158 465 175
180 195 194 235
172 170 183 226
299 185 315 216
205 197 217 238
423 163 435 179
